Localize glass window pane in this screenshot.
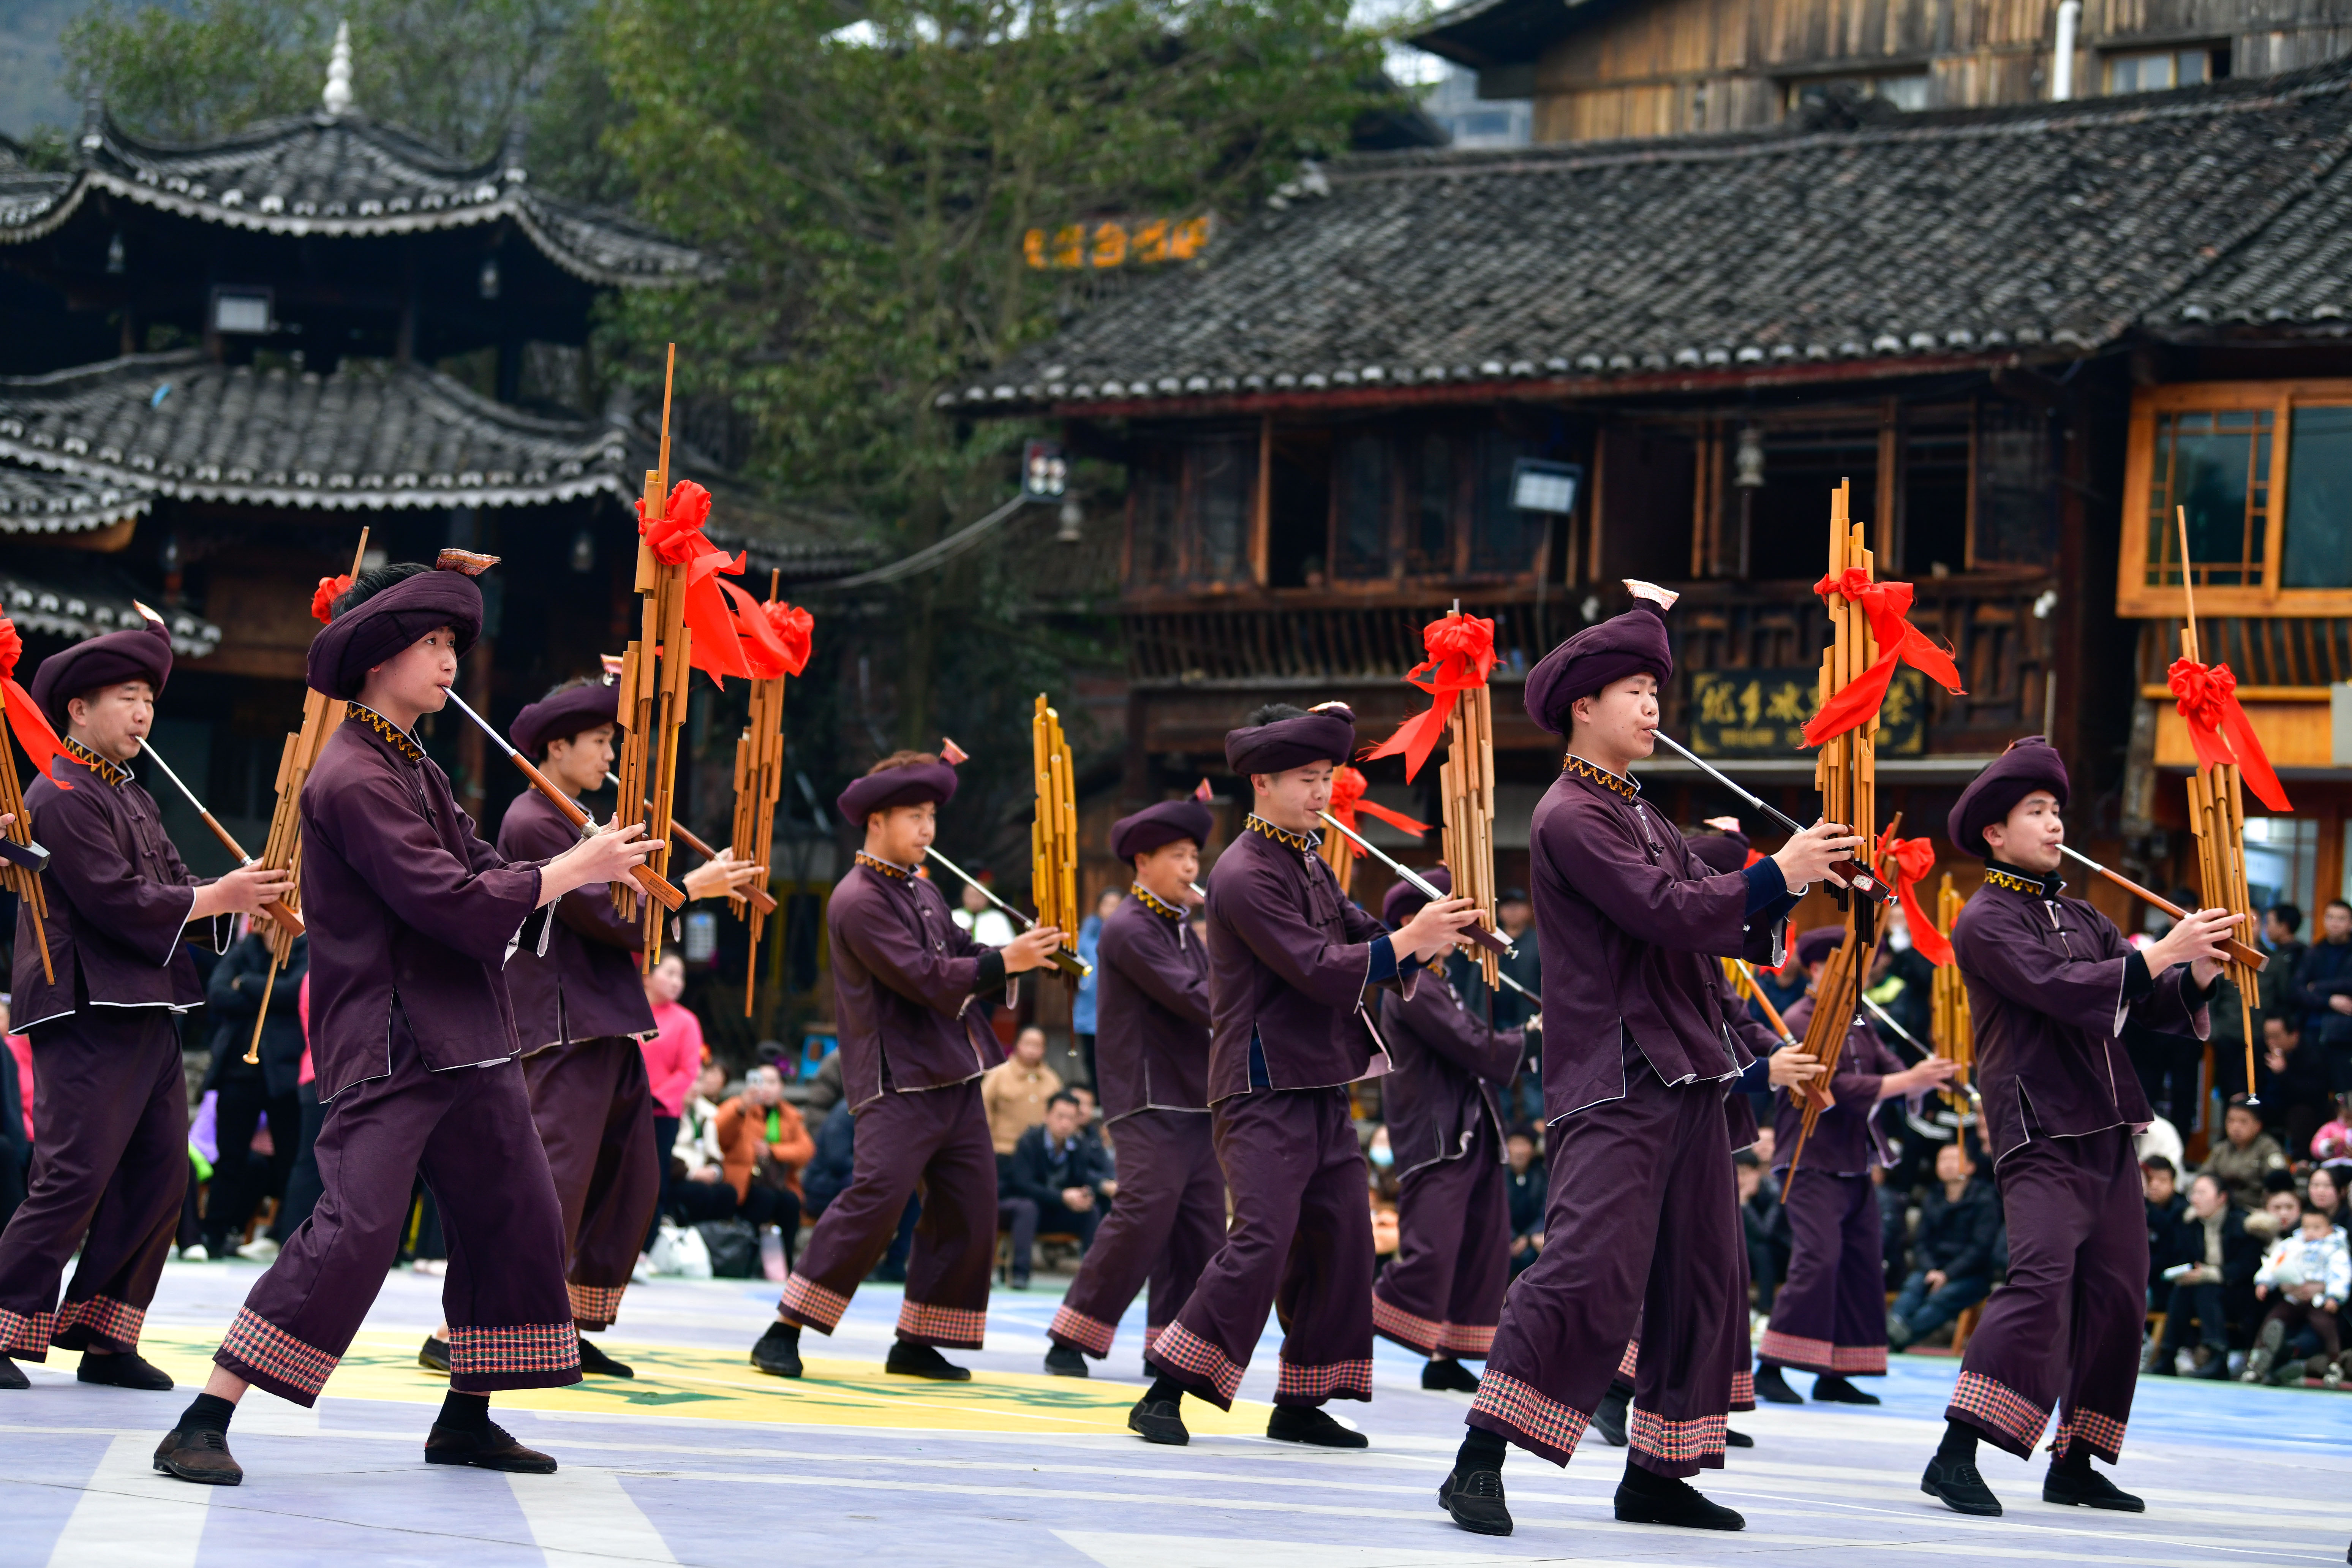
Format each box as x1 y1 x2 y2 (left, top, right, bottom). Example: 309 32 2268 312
1413 435 1453 573
1471 432 1539 574
2284 406 2352 587
1190 437 1255 586
1333 433 1390 579
2177 50 2207 86
1132 444 1181 585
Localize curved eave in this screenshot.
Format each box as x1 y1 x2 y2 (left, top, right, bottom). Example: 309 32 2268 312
0 575 220 654
0 492 153 534
0 443 630 512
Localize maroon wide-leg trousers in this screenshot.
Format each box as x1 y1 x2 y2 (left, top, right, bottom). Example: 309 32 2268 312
1146 1087 1373 1410
522 1037 659 1331
1758 1169 1887 1377
1050 1108 1224 1362
777 1079 996 1349
216 1030 579 1405
1372 1118 1510 1360
1470 1044 1739 1477
0 1012 185 1358
1946 1125 2145 1462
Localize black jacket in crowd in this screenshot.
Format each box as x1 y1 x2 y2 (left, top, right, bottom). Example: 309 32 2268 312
2145 1191 2189 1289
201 932 310 1099
1912 1176 2002 1280
2156 1204 2266 1290
1005 1122 1114 1209
2292 937 2352 1050
1507 1160 1545 1242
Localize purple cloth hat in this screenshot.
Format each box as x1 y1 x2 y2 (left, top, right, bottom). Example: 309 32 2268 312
1684 828 1750 876
1225 702 1357 776
31 612 172 728
1111 799 1213 863
1947 736 2070 860
1524 581 1678 736
1794 924 1845 969
511 681 620 757
1381 863 1450 929
837 759 959 824
305 567 484 700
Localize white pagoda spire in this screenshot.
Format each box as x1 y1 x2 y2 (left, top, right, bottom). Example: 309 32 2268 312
322 22 354 116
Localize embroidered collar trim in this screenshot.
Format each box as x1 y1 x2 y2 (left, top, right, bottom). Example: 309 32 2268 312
1982 860 2063 899
1132 883 1185 922
1562 753 1639 799
64 736 133 787
1244 813 1320 852
855 851 914 881
345 702 425 764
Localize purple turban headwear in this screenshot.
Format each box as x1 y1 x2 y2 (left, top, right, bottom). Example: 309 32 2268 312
511 681 620 757
1381 863 1451 929
1111 799 1213 863
1225 702 1357 776
1524 581 1677 736
32 613 172 728
1684 828 1751 876
1948 737 2070 861
1794 924 1845 969
837 759 959 824
305 567 484 700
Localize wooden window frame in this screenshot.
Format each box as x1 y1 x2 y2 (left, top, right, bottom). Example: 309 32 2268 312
2116 379 2352 616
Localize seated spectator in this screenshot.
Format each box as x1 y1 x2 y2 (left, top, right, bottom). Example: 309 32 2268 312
2259 902 2309 1024
2148 1171 2265 1377
2308 1164 2350 1231
2258 1013 2332 1159
1888 1141 2000 1349
672 1065 809 1243
1067 1083 1113 1163
2205 1094 2289 1210
2244 1197 2351 1386
1739 1149 1789 1312
2142 1155 2188 1299
1506 1127 1544 1276
980 1026 1061 1160
2312 1092 2352 1165
999 1092 1113 1288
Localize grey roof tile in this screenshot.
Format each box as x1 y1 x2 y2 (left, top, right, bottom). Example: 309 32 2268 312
0 461 152 535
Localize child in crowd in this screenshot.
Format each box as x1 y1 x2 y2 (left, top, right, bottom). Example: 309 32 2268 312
2142 1157 2187 1303
2244 1199 2350 1386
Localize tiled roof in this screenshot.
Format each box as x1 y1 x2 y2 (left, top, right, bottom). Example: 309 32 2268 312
967 65 2352 412
0 559 220 654
0 460 152 535
0 350 636 511
0 107 716 287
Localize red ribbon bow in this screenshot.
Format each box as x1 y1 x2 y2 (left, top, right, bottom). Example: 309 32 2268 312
1800 571 1966 748
311 573 353 624
0 613 70 789
1874 827 1953 967
748 601 814 680
1360 612 1498 781
2166 658 2292 812
1326 765 1430 855
637 481 806 687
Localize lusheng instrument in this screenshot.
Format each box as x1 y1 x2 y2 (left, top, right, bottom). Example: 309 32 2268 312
0 610 55 981
1031 695 1081 983
1315 810 1514 959
1315 765 1431 903
136 736 304 937
1723 958 1797 1046
925 844 1088 979
1647 731 1889 903
2052 844 2266 971
1929 875 1975 1115
611 344 692 967
1433 609 1502 988
1781 925 1865 1201
729 572 808 1016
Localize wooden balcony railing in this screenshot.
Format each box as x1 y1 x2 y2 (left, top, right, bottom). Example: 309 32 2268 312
2134 617 2352 691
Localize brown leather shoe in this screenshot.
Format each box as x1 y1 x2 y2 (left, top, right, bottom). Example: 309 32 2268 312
424 1419 558 1473
153 1426 243 1486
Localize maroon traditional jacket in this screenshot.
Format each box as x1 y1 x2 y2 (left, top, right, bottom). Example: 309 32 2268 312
1094 887 1211 1123
498 788 656 1052
826 857 1000 1112
1952 866 2204 1163
302 707 542 1101
1377 971 1523 1176
1530 761 1783 1119
1774 993 1903 1175
11 743 228 1029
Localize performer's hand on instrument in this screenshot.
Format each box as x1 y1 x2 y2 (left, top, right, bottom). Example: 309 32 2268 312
208 861 297 917
2142 905 2237 985
683 847 765 902
1393 895 1482 963
1770 819 1864 889
1766 1043 1825 1091
541 819 661 904
1001 924 1066 974
1892 1056 1962 1096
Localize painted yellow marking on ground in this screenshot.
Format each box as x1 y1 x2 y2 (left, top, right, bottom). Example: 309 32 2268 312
133 1330 1271 1435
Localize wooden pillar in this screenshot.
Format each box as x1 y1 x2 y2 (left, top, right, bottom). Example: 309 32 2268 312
1875 396 1904 570
2319 805 2347 914
1251 416 1271 587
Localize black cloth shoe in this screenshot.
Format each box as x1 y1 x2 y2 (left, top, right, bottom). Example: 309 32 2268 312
78 1351 173 1391
2188 1351 2231 1380
1592 1383 1631 1447
1421 1358 1480 1393
1725 1427 1754 1448
1753 1365 1804 1404
1128 1396 1189 1445
1921 1454 2003 1516
2044 1463 2145 1512
153 1426 242 1486
750 1323 803 1378
1614 1472 1745 1530
1043 1344 1089 1377
1439 1466 1513 1536
1811 1374 1881 1405
886 1340 972 1380
1266 1404 1368 1448
0 1353 28 1391
425 1419 558 1473
1007 1274 1031 1291
576 1337 635 1378
418 1336 451 1374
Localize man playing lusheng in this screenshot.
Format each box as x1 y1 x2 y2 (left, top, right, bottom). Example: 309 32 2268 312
1046 799 1224 1378
1128 702 1480 1449
1440 582 1855 1537
1920 737 2232 1517
748 751 1062 1381
152 560 661 1485
0 612 290 1392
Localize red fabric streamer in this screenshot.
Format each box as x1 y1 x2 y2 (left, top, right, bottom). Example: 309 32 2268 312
1873 826 1953 967
1325 765 1430 857
1359 613 1498 781
637 481 771 687
744 599 813 680
1800 571 1966 748
2167 658 2292 812
0 613 70 787
311 574 353 624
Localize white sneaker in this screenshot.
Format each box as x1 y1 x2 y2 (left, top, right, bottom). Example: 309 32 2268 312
236 1238 280 1263
179 1244 210 1262
412 1258 449 1277
633 1254 656 1284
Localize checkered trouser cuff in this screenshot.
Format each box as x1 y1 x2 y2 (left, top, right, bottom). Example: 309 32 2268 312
1629 1405 1727 1466
1149 1321 1245 1405
56 1295 145 1350
1617 1338 1640 1380
2053 1406 2128 1462
0 1307 56 1358
567 1281 626 1329
447 1322 580 1379
778 1272 852 1333
1947 1370 2050 1454
1274 1357 1372 1403
1758 1326 1837 1370
1729 1369 1755 1411
219 1307 338 1400
897 1299 987 1348
1049 1304 1116 1357
1470 1370 1591 1461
